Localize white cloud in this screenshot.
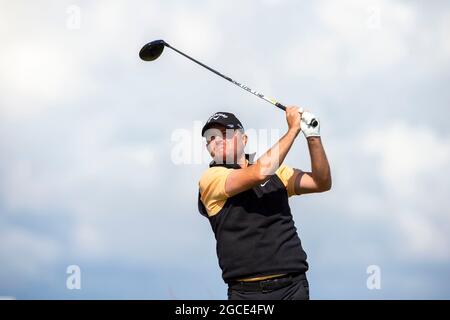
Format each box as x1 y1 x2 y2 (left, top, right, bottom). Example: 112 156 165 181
0 227 61 284
1 112 160 213
283 0 418 79
262 0 285 7
396 211 450 260
439 12 450 58
72 223 106 258
0 0 159 120
362 121 450 198
0 40 93 118
166 7 222 64
361 121 450 260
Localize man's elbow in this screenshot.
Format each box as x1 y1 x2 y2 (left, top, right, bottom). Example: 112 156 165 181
255 173 270 184
252 164 271 183
323 180 332 192
317 178 332 192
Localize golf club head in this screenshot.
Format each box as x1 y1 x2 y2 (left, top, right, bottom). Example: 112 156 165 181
139 39 166 61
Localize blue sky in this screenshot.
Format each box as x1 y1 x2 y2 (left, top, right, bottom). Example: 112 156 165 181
1 0 450 299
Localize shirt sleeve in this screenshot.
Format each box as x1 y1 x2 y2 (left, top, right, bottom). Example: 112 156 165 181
199 167 233 216
275 164 299 197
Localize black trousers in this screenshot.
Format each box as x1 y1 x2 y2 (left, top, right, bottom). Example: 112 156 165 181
227 273 309 300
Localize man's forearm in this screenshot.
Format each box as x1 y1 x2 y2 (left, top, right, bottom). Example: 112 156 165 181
255 129 298 177
307 136 331 188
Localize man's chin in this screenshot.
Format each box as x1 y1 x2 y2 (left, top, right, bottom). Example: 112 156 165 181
213 155 226 164
213 154 237 164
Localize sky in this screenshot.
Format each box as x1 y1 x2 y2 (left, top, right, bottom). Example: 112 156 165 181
0 0 449 299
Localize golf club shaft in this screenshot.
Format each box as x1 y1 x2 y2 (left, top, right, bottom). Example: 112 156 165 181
165 43 287 111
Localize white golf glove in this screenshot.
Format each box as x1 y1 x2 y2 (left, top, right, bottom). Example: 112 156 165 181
301 111 320 138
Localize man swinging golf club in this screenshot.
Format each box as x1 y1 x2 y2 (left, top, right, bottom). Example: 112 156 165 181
138 39 331 299
198 107 332 300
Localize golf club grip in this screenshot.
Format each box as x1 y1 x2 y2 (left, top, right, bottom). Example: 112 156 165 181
276 103 318 128
275 102 286 111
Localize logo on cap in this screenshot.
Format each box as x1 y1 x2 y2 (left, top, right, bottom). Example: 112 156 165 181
208 113 229 123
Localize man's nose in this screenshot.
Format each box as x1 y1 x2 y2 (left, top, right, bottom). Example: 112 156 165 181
215 133 228 142
215 139 225 148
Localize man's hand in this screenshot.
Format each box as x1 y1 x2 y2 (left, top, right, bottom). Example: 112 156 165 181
301 111 320 138
285 106 302 136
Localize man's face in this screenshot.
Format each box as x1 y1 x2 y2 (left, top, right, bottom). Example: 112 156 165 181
204 124 247 163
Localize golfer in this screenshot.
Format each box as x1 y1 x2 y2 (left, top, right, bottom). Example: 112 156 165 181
198 106 331 300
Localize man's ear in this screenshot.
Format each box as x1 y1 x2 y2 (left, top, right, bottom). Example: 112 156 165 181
243 134 248 146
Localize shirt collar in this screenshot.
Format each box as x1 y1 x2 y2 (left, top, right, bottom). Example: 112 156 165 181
209 153 255 169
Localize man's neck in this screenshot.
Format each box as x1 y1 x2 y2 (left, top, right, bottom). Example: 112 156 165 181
237 153 248 168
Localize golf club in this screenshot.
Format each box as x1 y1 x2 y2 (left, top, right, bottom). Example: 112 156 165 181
139 39 318 128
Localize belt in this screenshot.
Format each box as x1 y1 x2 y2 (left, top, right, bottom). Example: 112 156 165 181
228 272 306 293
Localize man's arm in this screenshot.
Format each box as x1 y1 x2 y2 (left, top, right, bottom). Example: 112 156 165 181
294 136 332 194
225 107 301 197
